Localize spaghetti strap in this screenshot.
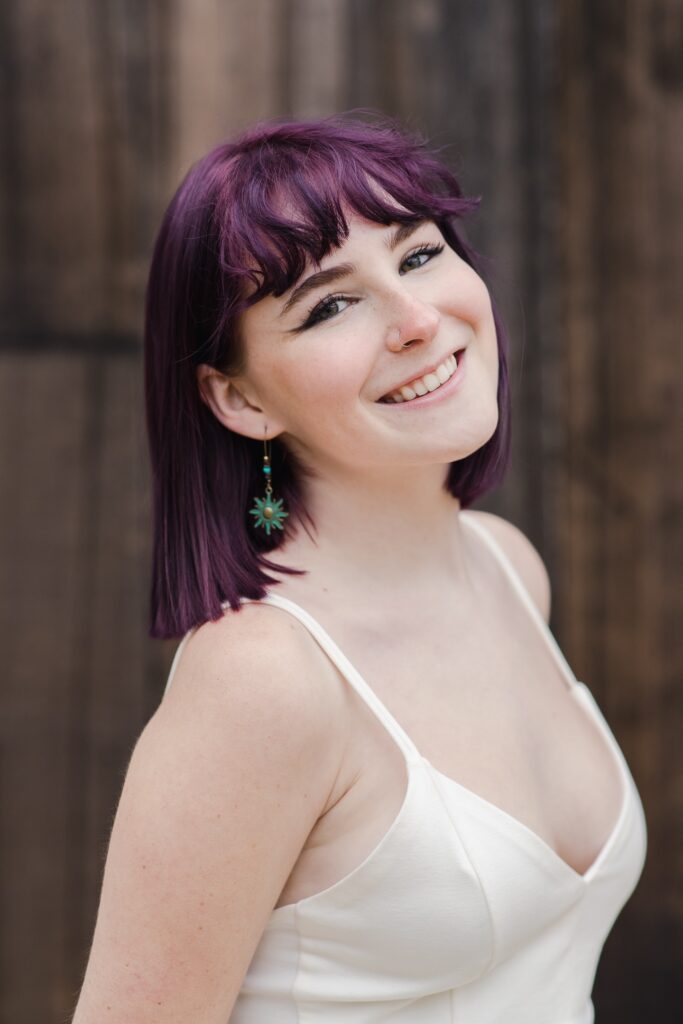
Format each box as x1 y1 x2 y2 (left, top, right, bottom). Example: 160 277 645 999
239 592 422 766
163 626 199 697
163 597 425 771
460 511 579 691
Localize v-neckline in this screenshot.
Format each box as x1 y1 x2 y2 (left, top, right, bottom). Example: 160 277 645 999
255 588 630 888
242 512 630 887
421 682 630 886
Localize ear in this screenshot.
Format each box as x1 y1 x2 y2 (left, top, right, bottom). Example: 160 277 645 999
195 364 286 440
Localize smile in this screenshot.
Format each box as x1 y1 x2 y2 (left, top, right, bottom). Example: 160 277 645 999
377 348 467 406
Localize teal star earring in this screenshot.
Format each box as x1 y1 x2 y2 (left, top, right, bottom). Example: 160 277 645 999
249 431 289 536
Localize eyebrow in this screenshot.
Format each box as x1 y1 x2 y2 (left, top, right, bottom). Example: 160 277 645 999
279 218 430 319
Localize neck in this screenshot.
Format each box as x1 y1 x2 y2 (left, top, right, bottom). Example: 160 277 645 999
274 462 475 598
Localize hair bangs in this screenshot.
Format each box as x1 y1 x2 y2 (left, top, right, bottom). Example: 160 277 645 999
219 135 479 316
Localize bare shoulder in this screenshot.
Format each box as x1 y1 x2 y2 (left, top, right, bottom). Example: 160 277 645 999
72 601 348 1022
153 597 353 833
465 510 552 623
161 598 349 736
153 600 348 799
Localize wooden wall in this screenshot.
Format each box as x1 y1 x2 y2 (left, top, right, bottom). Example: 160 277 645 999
1 1 680 1020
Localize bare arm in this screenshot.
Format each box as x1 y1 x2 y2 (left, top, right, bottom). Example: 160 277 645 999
70 603 346 1023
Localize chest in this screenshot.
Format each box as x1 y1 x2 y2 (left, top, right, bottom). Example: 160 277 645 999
273 584 624 911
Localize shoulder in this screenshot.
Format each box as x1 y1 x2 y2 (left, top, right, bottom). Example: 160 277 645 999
164 598 341 706
153 599 349 813
162 597 351 739
465 510 552 623
72 602 349 1019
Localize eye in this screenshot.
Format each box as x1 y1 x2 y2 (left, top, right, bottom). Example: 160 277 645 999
400 242 445 273
300 293 353 329
297 242 445 331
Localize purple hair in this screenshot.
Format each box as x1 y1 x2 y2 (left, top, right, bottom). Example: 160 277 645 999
144 110 512 639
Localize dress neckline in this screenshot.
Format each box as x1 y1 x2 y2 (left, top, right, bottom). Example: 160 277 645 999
236 511 630 887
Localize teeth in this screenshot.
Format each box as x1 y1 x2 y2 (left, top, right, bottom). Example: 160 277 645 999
383 351 459 404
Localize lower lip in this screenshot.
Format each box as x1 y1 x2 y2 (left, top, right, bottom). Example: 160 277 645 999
377 348 467 409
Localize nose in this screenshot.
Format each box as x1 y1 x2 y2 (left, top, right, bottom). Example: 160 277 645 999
384 288 441 352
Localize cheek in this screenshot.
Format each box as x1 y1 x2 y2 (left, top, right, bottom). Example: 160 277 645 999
446 263 494 327
448 267 498 366
279 339 368 411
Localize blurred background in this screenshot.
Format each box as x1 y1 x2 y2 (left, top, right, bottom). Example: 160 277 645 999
1 1 681 1021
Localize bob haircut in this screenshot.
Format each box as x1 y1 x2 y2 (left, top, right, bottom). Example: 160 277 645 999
144 110 512 639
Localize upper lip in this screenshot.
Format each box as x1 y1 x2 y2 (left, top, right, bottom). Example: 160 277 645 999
378 346 465 400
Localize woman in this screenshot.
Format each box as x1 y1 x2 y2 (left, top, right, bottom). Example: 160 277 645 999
73 112 647 1022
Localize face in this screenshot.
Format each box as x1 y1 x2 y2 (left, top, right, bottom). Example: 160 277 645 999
201 210 500 481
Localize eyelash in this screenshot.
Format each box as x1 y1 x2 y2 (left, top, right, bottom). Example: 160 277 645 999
297 242 446 330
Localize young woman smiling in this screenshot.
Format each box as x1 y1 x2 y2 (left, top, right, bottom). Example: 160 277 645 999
72 112 647 1024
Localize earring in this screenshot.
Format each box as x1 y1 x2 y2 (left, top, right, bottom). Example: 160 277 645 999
249 431 289 535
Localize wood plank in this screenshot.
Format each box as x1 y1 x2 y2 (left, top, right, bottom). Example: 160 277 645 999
0 352 170 1022
558 1 683 1017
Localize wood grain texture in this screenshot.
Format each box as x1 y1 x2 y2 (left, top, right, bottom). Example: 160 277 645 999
0 1 680 1020
557 2 683 1017
0 353 171 1021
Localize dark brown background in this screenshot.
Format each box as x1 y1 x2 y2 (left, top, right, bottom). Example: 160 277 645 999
1 1 681 1021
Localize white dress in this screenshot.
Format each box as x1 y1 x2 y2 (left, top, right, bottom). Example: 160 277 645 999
164 511 647 1023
